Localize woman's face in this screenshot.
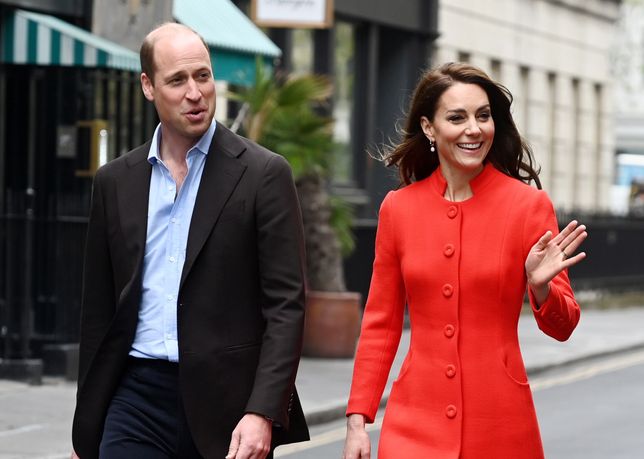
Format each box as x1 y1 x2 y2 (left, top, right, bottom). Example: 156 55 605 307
421 82 495 180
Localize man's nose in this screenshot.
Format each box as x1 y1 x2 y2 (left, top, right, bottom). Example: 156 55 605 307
185 79 201 100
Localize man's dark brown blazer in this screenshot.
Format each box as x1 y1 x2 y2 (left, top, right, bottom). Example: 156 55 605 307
71 124 309 458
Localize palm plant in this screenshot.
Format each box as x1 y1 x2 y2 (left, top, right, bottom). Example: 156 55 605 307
230 61 354 292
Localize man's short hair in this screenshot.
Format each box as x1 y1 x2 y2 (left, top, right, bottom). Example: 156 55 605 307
140 23 211 84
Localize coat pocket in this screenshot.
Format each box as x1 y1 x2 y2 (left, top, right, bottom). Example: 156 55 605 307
500 347 529 386
222 341 262 353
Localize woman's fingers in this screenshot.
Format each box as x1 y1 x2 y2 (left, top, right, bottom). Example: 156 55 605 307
559 224 587 259
550 220 588 262
562 230 588 260
551 220 578 245
562 250 587 269
536 230 553 249
559 224 586 250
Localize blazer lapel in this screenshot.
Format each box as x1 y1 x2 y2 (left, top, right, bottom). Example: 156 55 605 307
180 125 247 289
118 143 152 278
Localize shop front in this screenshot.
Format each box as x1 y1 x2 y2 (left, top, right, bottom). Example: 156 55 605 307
0 7 150 381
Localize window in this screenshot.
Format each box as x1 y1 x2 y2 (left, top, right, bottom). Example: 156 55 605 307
291 29 314 75
332 21 355 184
547 72 557 188
490 59 501 81
519 65 530 134
457 51 471 63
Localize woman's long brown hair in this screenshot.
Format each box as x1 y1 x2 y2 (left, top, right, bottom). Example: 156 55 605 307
383 62 542 188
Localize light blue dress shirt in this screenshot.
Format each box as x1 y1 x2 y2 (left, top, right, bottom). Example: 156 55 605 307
130 120 217 362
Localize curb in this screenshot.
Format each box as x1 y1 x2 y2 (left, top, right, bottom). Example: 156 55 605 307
525 341 644 377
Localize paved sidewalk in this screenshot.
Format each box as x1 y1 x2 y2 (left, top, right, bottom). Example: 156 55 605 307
1 306 644 458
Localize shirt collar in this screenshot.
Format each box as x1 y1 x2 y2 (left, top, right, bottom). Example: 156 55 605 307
147 119 217 164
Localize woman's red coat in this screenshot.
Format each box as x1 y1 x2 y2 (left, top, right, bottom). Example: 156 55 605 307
347 164 580 458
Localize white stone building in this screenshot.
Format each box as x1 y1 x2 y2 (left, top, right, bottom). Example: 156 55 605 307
433 0 621 212
612 1 644 214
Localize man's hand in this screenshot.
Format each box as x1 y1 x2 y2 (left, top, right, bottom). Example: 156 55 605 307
226 413 272 459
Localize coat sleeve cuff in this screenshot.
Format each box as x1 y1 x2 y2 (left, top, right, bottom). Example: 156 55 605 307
529 283 580 342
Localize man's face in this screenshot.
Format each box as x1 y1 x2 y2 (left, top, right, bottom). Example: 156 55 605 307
141 30 216 144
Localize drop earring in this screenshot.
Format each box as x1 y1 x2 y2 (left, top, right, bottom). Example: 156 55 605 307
430 139 436 153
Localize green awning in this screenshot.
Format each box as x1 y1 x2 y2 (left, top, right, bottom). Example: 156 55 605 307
173 0 281 86
0 9 140 71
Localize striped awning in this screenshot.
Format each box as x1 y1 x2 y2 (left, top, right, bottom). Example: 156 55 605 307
0 9 140 71
173 0 281 86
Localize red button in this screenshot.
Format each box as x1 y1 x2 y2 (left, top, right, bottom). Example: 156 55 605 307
442 284 454 297
444 324 455 338
446 364 456 378
447 206 458 218
446 404 457 418
444 244 455 257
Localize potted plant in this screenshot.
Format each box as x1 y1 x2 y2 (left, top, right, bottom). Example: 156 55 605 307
230 62 362 358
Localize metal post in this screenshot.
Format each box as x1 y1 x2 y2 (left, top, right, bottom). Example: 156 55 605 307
0 67 7 359
21 71 37 360
0 67 6 213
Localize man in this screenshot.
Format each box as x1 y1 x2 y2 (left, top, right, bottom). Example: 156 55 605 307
71 23 309 459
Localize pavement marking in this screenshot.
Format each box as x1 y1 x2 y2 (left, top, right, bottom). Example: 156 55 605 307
276 350 644 456
275 419 383 457
0 424 45 438
0 454 69 459
530 348 644 391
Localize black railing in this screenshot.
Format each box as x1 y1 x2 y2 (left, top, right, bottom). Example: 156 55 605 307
555 211 644 290
0 190 88 359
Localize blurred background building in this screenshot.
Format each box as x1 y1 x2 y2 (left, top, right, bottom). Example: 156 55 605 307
613 0 644 215
435 0 619 213
0 0 284 378
1 0 642 380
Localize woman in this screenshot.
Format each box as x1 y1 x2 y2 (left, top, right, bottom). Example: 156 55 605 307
342 63 587 459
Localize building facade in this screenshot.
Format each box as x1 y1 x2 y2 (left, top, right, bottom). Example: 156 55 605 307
234 0 633 299
0 0 282 378
613 0 644 215
0 0 160 377
231 0 440 299
434 0 620 212
232 0 439 219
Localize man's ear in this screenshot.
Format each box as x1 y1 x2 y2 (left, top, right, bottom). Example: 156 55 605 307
420 116 434 140
141 73 154 102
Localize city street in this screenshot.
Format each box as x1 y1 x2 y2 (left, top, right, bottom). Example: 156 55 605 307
275 348 644 458
2 306 644 458
1 1 644 459
536 348 644 458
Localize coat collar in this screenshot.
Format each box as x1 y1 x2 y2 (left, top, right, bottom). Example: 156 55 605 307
430 162 498 200
118 142 153 266
180 124 248 289
116 126 249 291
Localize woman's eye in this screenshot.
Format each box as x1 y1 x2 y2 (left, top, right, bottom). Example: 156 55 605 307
448 116 463 123
478 112 491 120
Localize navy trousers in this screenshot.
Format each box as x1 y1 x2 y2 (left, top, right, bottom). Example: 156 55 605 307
99 357 203 459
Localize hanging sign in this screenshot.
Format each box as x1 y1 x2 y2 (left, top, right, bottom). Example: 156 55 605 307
251 0 334 29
